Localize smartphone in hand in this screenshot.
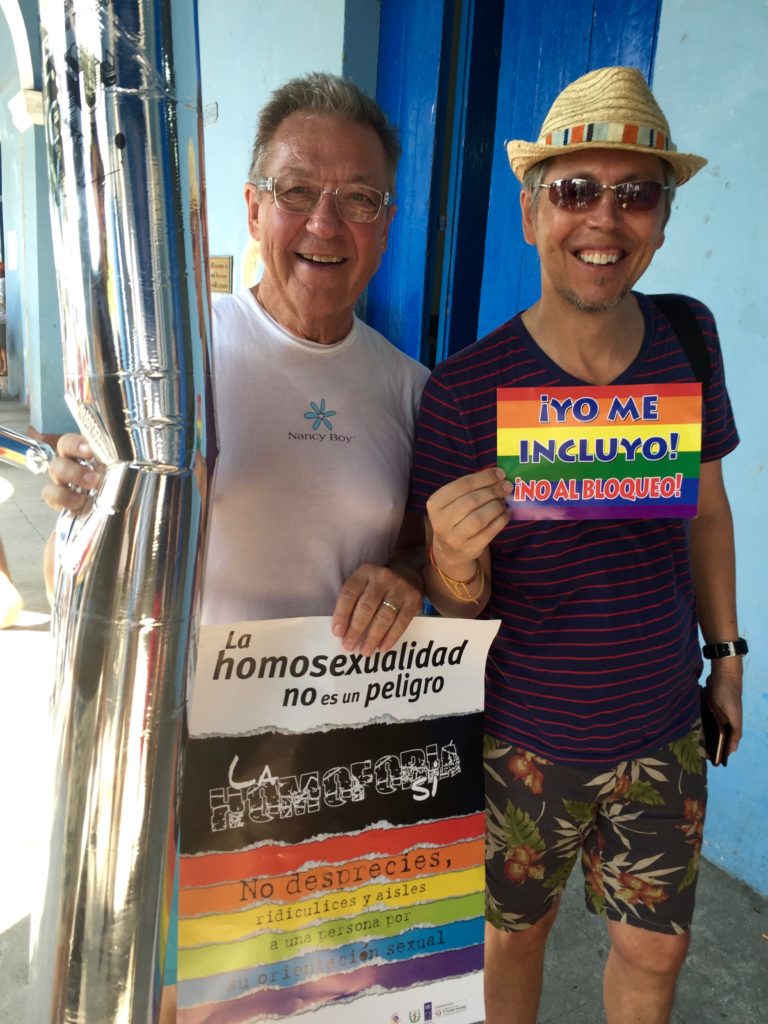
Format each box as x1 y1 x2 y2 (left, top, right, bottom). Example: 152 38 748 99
700 687 733 767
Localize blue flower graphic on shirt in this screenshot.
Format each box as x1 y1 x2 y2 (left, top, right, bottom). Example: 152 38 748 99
304 398 336 431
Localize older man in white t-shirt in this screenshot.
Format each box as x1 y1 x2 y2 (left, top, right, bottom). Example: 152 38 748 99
44 73 428 655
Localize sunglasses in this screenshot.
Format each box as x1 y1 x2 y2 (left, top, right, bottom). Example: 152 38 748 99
538 178 669 213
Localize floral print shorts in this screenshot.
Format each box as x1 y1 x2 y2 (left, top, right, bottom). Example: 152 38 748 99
484 724 707 935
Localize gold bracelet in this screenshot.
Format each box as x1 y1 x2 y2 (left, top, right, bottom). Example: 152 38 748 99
429 546 485 604
428 545 479 584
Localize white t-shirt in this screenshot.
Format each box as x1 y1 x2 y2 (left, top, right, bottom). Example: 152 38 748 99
201 289 429 624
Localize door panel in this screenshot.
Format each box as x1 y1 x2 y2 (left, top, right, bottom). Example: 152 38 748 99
367 0 453 362
370 0 661 362
477 0 661 340
434 0 504 362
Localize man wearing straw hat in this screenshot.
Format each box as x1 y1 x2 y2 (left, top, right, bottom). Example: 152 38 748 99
410 67 744 1023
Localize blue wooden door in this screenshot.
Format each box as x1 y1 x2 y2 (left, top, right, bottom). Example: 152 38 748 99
476 0 662 340
434 0 504 364
366 0 454 363
370 0 661 362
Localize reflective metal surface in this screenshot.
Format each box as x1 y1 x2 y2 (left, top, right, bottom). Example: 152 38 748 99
32 0 215 1020
0 426 55 475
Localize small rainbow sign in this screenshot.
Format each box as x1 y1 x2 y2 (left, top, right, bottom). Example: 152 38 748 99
497 384 702 520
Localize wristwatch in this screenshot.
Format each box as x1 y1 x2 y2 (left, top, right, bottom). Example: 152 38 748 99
702 638 748 659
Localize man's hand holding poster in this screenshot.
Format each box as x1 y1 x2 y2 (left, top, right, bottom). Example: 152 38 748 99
498 384 703 519
177 616 499 1023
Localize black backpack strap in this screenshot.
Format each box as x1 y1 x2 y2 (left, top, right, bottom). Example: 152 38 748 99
651 293 711 398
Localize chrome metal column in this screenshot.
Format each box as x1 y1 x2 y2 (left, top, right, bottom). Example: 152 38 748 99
31 1 215 1019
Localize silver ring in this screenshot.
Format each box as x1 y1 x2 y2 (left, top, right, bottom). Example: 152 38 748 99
381 599 399 615
68 483 97 498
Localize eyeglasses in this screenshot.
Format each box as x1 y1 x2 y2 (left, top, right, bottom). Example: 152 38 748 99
537 178 669 213
255 176 393 223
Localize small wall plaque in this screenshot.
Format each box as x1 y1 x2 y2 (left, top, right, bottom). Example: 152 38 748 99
210 256 233 294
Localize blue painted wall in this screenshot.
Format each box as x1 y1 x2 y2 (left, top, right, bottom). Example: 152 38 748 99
641 0 768 895
197 0 352 292
0 81 23 400
0 0 70 432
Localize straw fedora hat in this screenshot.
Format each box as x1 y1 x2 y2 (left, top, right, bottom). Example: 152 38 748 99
506 66 707 185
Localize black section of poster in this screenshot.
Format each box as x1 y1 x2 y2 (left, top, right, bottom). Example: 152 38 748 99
181 714 484 854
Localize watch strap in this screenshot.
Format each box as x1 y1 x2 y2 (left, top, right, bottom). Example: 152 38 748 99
702 638 748 659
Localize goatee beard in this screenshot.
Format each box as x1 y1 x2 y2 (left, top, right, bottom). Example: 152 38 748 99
562 283 631 314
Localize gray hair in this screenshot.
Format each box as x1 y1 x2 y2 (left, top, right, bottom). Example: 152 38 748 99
247 72 401 188
522 156 677 223
522 159 554 216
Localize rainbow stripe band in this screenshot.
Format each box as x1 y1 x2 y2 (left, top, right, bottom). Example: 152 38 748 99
179 920 483 1009
542 121 674 152
180 814 484 888
177 946 484 1023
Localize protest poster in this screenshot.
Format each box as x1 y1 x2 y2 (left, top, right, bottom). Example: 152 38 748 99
176 616 499 1023
498 384 702 520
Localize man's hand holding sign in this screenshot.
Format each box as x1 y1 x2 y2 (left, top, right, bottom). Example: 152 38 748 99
425 468 511 617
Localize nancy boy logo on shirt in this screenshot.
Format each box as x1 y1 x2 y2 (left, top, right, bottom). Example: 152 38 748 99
304 398 336 430
287 398 354 444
